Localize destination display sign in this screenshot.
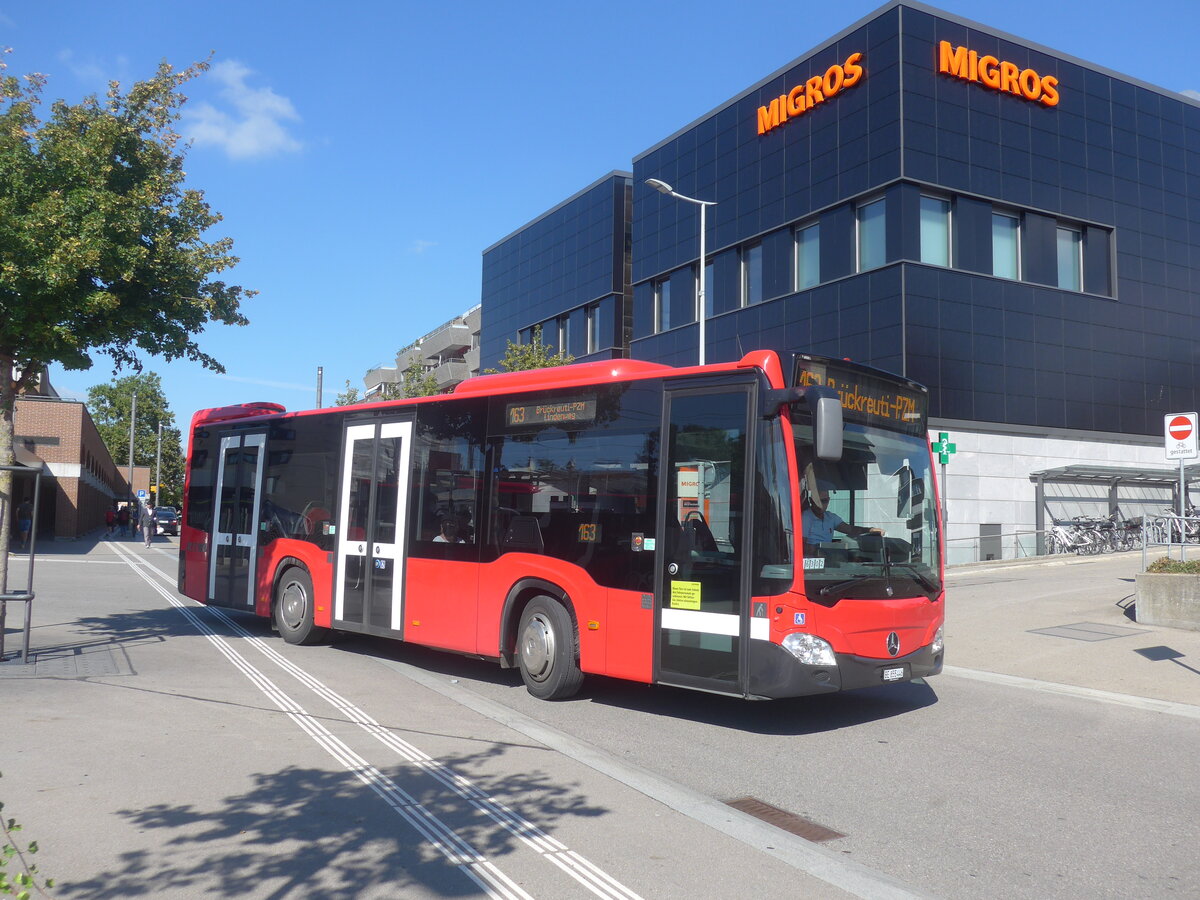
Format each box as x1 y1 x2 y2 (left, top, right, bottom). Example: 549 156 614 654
506 397 597 428
792 357 927 436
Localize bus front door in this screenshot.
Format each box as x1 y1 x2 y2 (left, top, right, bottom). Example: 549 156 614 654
334 420 413 636
209 432 266 610
655 386 753 696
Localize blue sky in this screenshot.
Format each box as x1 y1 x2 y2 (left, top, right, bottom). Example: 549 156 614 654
3 0 1197 432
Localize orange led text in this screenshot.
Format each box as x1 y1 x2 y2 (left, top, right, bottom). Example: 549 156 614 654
756 52 865 136
937 41 1059 107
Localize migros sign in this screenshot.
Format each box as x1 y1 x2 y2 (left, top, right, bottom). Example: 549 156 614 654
756 52 865 135
937 41 1059 107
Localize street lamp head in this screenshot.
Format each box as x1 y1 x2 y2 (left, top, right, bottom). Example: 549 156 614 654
645 178 674 195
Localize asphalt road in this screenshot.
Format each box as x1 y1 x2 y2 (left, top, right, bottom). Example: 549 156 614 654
2 541 1197 899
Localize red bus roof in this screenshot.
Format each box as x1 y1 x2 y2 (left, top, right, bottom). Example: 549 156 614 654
187 351 790 427
452 359 673 395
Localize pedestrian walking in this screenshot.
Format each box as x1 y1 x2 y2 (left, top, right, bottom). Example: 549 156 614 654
16 499 33 551
139 502 156 548
105 504 116 537
117 504 130 537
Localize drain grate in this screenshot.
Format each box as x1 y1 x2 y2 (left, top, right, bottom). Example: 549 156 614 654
1029 622 1150 642
724 796 845 842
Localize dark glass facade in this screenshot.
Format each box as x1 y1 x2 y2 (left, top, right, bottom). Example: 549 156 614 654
480 172 632 370
481 2 1200 439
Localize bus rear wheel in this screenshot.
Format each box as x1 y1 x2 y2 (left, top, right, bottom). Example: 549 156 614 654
517 596 583 700
274 567 328 645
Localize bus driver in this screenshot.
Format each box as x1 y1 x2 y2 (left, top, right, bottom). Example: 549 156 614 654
802 488 883 548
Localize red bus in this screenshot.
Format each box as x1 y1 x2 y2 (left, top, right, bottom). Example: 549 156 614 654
180 349 943 700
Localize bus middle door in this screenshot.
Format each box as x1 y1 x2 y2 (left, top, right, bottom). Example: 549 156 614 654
334 419 413 636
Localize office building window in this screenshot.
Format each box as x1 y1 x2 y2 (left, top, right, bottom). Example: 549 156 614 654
857 197 886 272
795 222 820 290
919 195 950 267
1057 226 1082 291
992 213 1020 280
586 304 599 353
558 315 570 354
654 277 671 332
742 242 763 306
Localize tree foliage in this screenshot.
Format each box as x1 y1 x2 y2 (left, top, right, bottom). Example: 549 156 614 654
335 359 441 406
1 772 56 899
0 52 251 583
485 325 574 373
86 373 184 507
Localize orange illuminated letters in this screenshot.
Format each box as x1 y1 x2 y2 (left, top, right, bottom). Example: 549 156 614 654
757 52 865 136
937 41 1059 107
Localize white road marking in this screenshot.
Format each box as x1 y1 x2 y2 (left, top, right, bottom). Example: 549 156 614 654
119 543 645 900
381 654 935 900
106 542 532 900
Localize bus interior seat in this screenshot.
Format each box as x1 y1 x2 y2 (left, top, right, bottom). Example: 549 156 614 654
502 515 544 553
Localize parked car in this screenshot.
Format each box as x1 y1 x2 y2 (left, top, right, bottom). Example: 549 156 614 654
154 507 178 536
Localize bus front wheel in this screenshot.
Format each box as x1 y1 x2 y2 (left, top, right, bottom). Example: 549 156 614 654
274 566 328 645
517 596 583 700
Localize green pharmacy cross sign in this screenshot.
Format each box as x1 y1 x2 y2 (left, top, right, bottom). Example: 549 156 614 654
932 432 957 465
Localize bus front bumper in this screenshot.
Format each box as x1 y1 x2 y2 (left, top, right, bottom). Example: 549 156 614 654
748 640 943 699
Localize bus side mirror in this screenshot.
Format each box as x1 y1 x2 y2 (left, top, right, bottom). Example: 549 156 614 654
809 388 843 461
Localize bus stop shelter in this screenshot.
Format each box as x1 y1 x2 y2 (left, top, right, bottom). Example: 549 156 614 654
1029 464 1200 553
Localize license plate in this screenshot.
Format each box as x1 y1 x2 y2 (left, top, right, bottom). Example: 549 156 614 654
882 666 906 682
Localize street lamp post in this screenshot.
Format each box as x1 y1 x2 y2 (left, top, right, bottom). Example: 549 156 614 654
155 422 163 506
645 178 717 366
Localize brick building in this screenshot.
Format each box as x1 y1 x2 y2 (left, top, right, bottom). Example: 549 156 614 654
13 393 147 540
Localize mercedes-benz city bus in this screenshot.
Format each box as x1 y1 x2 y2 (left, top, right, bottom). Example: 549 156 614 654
180 350 943 700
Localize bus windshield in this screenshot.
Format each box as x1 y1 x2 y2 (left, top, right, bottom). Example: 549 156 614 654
796 423 941 601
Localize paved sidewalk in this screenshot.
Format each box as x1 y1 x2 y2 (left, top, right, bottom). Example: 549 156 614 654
944 551 1200 708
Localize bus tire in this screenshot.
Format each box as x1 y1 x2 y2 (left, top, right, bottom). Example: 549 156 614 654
517 595 583 700
274 566 327 645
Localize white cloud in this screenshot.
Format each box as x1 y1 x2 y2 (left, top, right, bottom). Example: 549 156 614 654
185 60 301 160
209 372 312 392
1182 89 1200 101
408 240 437 255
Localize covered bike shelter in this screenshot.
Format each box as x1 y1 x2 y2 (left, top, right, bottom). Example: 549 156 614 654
1029 464 1200 555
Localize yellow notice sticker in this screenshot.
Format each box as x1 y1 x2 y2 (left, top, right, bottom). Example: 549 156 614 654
670 580 702 610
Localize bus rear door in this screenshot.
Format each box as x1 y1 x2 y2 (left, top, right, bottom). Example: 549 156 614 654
208 432 267 610
655 385 754 696
334 419 414 636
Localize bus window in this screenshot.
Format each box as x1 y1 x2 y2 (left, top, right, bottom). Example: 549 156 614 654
408 398 486 560
489 383 660 592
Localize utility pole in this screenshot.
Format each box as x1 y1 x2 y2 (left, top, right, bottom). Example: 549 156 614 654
155 421 163 506
128 391 137 503
316 366 324 409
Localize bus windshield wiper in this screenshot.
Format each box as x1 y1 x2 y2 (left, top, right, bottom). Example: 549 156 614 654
884 563 939 593
818 574 878 596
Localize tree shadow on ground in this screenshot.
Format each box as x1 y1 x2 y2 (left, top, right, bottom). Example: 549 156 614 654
62 750 610 899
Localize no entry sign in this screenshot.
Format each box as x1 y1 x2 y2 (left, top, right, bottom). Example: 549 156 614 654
1165 412 1199 459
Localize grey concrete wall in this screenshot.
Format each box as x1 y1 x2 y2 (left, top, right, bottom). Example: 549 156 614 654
1135 573 1200 631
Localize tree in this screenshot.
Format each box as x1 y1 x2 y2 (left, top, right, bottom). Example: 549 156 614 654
335 359 440 406
334 380 366 406
0 53 252 588
485 325 574 373
86 373 185 508
399 357 439 398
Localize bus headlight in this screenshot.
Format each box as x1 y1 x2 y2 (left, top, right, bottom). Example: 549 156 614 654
782 632 837 666
931 626 944 656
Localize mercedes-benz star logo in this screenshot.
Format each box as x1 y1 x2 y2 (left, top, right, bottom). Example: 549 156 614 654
887 632 900 656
